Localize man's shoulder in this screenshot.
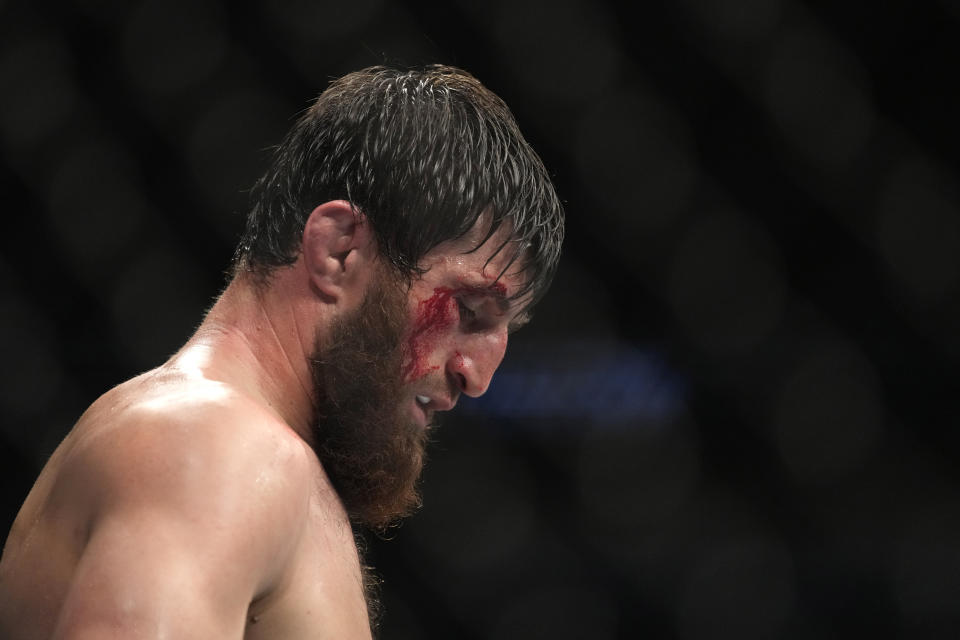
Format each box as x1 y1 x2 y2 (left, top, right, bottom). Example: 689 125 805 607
125 372 310 458
68 371 320 527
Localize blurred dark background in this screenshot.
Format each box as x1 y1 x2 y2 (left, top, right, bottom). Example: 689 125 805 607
2 0 959 638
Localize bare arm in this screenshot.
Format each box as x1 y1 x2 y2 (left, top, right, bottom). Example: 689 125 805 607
51 403 312 639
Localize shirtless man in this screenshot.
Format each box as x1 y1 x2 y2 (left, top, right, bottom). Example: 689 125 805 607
0 65 564 639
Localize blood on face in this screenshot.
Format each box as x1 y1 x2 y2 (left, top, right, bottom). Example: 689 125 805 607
401 282 507 382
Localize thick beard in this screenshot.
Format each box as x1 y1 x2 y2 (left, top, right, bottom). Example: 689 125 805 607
310 273 430 530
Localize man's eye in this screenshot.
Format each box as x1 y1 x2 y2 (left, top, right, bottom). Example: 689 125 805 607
456 298 477 322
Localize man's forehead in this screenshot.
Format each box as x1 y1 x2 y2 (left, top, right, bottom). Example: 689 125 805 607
429 239 527 294
426 216 523 271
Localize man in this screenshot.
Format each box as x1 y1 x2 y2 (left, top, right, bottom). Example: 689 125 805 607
0 65 564 638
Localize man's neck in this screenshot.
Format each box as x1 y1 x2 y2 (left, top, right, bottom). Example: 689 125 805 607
167 269 319 446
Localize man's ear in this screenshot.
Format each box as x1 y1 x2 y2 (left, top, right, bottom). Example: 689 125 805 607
301 200 376 303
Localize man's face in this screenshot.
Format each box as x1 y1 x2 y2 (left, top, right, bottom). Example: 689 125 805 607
399 221 530 426
310 221 529 528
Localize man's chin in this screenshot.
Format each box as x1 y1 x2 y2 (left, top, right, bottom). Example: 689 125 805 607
312 411 430 529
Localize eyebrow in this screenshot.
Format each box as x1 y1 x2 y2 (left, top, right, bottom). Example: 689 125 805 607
457 281 508 306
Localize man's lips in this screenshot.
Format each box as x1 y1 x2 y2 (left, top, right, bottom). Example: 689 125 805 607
412 392 457 427
412 397 432 427
415 393 456 412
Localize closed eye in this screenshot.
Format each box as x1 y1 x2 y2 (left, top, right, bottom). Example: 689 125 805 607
457 296 503 333
455 288 524 333
456 298 478 325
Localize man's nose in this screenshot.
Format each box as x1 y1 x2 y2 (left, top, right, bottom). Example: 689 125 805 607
447 330 508 397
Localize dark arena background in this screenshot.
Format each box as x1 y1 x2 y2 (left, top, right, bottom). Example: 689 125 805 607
2 1 959 638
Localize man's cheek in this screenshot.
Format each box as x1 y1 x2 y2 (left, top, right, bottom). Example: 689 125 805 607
402 287 458 381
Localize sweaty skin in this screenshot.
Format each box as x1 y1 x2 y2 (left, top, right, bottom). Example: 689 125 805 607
0 209 527 640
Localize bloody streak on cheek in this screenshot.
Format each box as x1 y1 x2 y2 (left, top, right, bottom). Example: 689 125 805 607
402 287 458 381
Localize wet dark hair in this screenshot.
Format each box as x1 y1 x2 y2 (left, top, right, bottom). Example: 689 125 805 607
234 64 564 307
